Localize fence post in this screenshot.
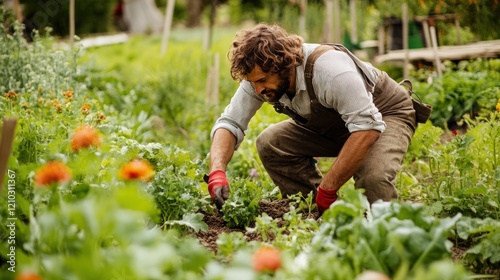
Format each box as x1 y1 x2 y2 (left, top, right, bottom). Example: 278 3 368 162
0 118 17 192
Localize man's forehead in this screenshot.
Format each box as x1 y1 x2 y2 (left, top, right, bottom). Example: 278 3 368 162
245 65 266 81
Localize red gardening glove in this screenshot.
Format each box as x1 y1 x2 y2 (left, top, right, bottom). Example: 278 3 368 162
205 170 230 209
316 186 338 214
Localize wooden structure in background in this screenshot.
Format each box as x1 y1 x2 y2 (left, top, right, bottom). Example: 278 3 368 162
374 12 500 73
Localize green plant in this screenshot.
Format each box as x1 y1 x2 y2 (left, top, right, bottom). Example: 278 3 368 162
455 217 500 273
222 178 264 228
310 189 462 277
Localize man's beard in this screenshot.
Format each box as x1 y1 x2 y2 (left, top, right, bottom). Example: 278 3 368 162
262 71 291 103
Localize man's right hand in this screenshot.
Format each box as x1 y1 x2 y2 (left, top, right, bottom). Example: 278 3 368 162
205 170 230 209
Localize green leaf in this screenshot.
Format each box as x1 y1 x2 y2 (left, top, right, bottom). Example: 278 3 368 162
164 212 208 233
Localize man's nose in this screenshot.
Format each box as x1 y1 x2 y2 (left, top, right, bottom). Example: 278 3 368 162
254 83 265 95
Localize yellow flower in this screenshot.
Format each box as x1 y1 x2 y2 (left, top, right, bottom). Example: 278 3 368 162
496 99 500 112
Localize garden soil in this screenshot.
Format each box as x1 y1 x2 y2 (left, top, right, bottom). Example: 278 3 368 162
195 198 319 252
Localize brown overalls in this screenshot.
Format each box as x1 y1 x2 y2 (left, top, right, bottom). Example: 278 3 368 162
255 45 417 204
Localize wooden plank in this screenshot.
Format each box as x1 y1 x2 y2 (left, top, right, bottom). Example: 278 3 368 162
78 33 129 49
374 40 500 65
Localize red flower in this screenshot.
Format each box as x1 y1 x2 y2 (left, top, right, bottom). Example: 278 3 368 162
70 125 101 152
34 161 72 187
119 159 155 181
252 246 282 273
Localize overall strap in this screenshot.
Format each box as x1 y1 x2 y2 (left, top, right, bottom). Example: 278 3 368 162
304 45 336 102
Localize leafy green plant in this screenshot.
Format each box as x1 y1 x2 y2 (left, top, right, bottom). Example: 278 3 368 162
414 59 500 128
455 216 500 273
310 189 461 277
222 178 264 228
421 114 500 219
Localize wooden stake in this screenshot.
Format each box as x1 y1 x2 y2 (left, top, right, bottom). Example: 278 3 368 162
298 0 307 40
430 25 442 76
13 0 22 22
0 118 18 192
333 0 341 43
323 0 333 43
161 0 176 56
349 0 357 45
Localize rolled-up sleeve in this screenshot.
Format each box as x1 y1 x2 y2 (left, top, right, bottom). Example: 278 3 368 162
210 81 264 149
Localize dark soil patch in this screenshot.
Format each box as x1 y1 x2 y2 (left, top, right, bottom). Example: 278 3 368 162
195 198 319 253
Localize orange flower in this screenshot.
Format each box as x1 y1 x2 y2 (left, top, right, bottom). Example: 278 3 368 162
496 99 500 112
252 246 282 273
34 161 72 187
4 90 18 99
62 90 73 98
16 271 43 280
119 159 155 181
80 103 91 115
70 124 101 152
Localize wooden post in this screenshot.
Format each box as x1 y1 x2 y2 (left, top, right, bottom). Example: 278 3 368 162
349 0 357 45
377 24 385 55
205 53 220 106
160 0 176 56
333 0 341 43
13 0 22 22
323 0 333 43
422 20 431 48
402 3 409 79
69 0 75 47
430 25 442 76
298 0 308 40
0 118 17 192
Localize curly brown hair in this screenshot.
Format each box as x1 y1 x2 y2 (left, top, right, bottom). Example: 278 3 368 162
228 23 304 81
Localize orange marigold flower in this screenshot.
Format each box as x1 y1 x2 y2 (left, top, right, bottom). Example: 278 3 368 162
63 90 73 98
16 271 43 280
4 90 17 99
34 161 72 187
252 246 282 273
496 99 500 112
119 159 155 181
81 103 91 115
70 124 101 152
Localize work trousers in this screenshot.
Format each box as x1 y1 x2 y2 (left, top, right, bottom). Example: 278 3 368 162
255 72 416 204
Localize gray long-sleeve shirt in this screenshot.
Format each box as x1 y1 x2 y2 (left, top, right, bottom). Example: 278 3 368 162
211 43 386 149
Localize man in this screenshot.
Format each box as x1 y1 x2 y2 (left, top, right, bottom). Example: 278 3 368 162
206 23 420 214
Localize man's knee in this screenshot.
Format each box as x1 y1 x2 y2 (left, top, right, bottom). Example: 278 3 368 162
356 172 398 204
